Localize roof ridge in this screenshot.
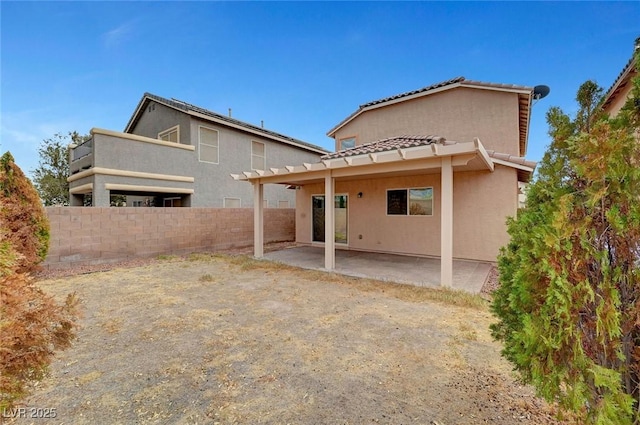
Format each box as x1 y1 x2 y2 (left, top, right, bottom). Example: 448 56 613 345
133 93 329 153
359 77 465 109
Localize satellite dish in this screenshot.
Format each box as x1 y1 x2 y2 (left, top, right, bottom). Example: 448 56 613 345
533 85 550 100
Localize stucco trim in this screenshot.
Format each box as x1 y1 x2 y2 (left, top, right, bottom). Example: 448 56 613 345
68 167 194 183
490 158 535 173
91 128 196 151
232 140 490 186
69 183 93 194
104 184 195 194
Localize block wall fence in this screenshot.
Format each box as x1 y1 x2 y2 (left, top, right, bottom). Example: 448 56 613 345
44 207 295 269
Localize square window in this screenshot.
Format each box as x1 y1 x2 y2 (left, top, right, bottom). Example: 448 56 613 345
387 189 408 215
339 137 356 150
409 188 433 215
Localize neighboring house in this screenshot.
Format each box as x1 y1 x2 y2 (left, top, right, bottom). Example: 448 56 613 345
601 43 638 116
68 93 328 207
233 77 538 286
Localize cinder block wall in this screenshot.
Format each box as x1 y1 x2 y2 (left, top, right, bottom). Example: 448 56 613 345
44 207 295 269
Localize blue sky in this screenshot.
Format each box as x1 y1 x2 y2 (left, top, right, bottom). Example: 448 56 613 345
2 1 639 177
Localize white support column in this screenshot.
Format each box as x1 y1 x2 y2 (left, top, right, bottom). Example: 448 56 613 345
253 181 264 258
441 156 453 287
324 171 335 270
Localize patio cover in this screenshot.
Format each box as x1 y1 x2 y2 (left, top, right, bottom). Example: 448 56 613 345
231 135 535 287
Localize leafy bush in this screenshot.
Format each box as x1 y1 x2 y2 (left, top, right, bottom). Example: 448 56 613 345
491 53 640 424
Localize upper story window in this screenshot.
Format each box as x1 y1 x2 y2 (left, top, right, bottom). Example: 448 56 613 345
339 137 356 151
252 141 266 171
158 125 179 143
199 126 219 164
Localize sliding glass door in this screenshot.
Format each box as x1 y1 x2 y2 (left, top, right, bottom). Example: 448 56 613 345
312 195 348 244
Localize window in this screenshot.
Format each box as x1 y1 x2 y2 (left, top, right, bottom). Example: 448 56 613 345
387 188 433 216
158 125 179 143
133 200 143 207
278 200 290 208
252 141 266 171
339 137 356 150
223 197 241 208
199 126 219 164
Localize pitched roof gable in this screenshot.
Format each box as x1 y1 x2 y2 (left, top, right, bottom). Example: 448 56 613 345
601 52 638 112
327 77 534 157
124 93 329 155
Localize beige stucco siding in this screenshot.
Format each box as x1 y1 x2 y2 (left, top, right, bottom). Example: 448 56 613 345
333 87 521 156
452 166 518 261
604 83 633 116
295 166 518 262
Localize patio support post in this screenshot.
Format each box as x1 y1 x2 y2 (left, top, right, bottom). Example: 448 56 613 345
324 170 335 270
253 181 264 258
441 156 453 287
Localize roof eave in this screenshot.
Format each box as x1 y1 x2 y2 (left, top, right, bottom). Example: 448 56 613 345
327 83 465 138
124 93 152 133
125 93 329 155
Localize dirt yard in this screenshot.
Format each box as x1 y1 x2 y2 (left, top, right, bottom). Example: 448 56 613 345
8 252 572 425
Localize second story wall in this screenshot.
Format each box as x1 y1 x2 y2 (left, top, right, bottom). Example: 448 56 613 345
128 101 192 145
188 117 325 207
333 87 522 156
92 131 196 177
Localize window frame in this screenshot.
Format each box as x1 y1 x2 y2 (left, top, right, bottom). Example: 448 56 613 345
338 136 356 151
198 125 220 164
158 125 180 143
310 193 349 245
223 197 241 208
251 140 266 171
386 187 434 217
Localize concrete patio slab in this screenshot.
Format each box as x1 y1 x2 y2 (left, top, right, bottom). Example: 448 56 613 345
264 245 492 293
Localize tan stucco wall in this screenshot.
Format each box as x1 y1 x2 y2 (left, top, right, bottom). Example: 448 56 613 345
333 87 521 156
603 82 634 116
295 166 518 262
452 166 518 260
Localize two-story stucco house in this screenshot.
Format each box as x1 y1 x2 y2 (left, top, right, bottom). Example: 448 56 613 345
233 77 538 286
68 93 328 207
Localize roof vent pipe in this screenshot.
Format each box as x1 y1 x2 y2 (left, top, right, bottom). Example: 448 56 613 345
228 108 232 118
261 120 264 128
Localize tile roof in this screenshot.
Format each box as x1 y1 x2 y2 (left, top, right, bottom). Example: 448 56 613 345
360 77 465 108
358 77 532 109
321 134 537 170
601 52 638 111
125 93 329 154
321 135 447 160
